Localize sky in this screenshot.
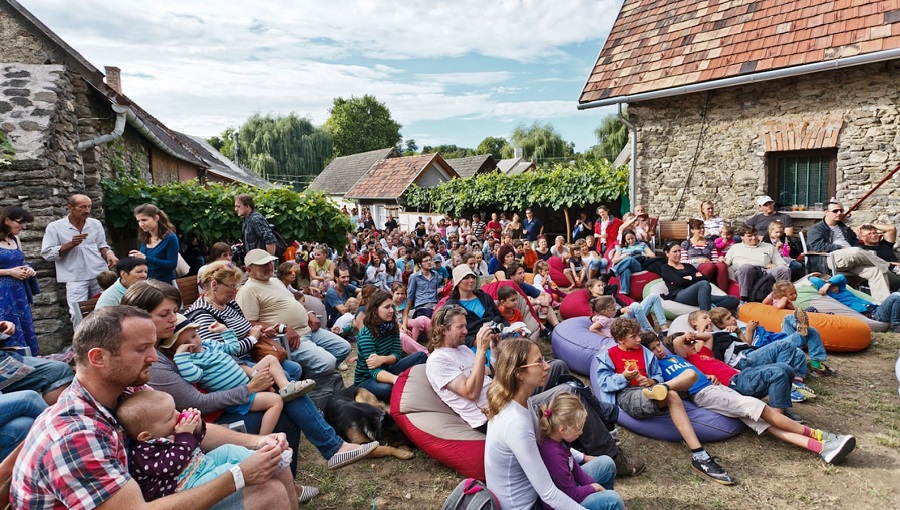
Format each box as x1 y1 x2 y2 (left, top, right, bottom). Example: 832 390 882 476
19 0 624 153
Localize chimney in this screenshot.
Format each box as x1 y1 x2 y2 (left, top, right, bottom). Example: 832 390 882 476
104 66 122 94
514 147 524 159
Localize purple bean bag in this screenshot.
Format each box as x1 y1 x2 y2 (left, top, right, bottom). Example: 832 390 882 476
550 317 615 376
588 354 746 442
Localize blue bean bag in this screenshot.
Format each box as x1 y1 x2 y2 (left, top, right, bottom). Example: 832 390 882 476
551 317 616 376
588 353 745 443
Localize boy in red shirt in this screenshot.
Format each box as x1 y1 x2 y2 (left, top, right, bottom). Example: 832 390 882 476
595 317 734 484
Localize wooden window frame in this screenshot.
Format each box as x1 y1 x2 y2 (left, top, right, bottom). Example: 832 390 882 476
766 149 837 208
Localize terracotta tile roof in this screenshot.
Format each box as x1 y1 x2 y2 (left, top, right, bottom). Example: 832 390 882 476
307 147 399 194
580 0 900 104
344 153 458 200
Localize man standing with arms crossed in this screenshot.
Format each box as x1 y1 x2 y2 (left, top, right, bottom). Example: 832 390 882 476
41 194 118 330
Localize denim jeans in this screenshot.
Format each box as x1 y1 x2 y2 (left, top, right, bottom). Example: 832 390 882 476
737 339 807 379
626 294 668 331
0 390 47 459
729 362 794 409
359 351 428 402
578 456 625 510
781 315 827 362
612 257 642 294
672 280 740 311
217 394 343 475
292 328 352 378
873 292 900 325
2 355 74 394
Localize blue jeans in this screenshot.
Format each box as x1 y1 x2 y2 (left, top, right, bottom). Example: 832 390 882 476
626 294 668 332
2 355 73 394
737 339 807 379
873 292 900 325
292 328 352 378
358 352 428 402
612 257 642 294
672 280 740 311
0 390 47 459
781 315 827 362
578 456 624 510
588 258 608 277
730 362 794 409
217 394 343 475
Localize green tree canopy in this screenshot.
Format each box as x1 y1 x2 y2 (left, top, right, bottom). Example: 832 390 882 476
324 95 402 157
501 122 574 161
420 144 475 159
206 127 236 160
592 110 628 161
235 114 333 186
403 139 418 155
476 136 509 160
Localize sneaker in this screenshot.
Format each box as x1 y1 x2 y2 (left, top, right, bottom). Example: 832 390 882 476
327 441 379 470
820 434 856 464
790 389 807 403
278 379 316 402
805 306 819 313
808 360 835 377
783 409 805 423
792 381 817 399
642 384 669 401
820 430 838 443
613 449 645 477
794 308 809 336
691 456 735 485
298 486 320 505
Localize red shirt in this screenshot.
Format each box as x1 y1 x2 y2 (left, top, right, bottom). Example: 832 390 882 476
606 346 647 387
687 346 738 386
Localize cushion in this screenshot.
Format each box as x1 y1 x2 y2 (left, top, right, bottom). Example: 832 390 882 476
587 356 745 442
390 365 486 480
644 279 730 320
738 302 871 353
548 256 570 287
559 289 592 319
550 317 616 375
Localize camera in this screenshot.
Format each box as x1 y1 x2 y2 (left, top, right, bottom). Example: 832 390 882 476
485 321 505 334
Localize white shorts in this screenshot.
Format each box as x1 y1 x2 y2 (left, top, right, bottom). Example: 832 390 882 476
692 384 770 434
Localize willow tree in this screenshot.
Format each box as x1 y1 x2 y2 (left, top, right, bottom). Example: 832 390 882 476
593 110 628 161
236 113 333 182
501 122 573 161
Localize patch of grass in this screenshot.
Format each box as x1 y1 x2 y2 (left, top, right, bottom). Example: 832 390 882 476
876 427 900 448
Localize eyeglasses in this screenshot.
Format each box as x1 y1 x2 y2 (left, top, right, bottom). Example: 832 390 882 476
519 356 546 369
829 209 844 213
215 281 236 290
10 219 28 227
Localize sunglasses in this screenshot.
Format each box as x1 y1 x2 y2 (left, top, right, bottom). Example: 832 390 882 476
829 209 844 213
519 356 547 369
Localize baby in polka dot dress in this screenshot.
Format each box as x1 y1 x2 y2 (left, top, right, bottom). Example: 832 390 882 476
117 390 291 501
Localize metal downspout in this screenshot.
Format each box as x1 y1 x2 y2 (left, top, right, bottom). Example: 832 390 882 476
617 103 637 209
76 104 127 151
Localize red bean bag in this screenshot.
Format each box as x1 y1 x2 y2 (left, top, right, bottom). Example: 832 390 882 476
559 289 592 319
550 317 615 375
390 365 486 480
587 355 745 442
738 302 871 353
548 256 571 287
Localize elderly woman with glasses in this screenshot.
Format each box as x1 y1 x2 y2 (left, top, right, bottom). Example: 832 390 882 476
681 218 730 292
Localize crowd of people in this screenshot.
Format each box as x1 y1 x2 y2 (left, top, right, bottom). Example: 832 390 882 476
1 190 897 508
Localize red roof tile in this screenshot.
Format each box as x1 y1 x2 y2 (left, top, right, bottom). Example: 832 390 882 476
344 153 458 200
579 0 900 104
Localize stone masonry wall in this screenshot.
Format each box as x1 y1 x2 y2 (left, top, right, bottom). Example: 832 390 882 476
630 60 900 227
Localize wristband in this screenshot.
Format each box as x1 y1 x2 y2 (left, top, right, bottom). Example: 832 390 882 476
230 465 245 491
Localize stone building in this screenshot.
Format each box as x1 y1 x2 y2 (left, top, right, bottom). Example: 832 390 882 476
0 0 263 351
578 0 900 228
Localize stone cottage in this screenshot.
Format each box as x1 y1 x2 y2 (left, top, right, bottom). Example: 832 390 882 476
578 0 900 228
0 0 262 351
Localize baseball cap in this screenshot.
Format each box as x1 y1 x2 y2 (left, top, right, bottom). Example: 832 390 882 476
433 254 444 264
452 264 476 288
756 195 775 207
160 313 199 349
244 248 279 266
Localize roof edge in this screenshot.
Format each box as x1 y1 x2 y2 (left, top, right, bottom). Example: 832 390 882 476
578 47 900 110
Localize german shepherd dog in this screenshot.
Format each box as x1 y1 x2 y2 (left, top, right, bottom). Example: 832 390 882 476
323 386 415 460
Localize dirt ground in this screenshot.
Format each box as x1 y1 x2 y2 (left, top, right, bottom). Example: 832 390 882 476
292 330 900 510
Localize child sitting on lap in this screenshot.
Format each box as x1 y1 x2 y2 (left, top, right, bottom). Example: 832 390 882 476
169 315 315 435
537 393 624 510
117 391 291 501
595 317 734 485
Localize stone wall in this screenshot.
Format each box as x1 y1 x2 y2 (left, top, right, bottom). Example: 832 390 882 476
630 60 900 227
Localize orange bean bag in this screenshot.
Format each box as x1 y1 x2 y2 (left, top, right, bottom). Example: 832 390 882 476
738 303 870 353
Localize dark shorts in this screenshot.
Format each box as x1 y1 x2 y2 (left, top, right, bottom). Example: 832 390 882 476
617 386 665 419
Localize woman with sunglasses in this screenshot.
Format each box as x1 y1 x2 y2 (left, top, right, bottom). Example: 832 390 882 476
0 206 38 354
484 338 624 509
661 241 740 311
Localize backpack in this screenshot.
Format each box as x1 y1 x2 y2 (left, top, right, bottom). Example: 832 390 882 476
440 478 500 510
747 267 776 303
269 223 289 261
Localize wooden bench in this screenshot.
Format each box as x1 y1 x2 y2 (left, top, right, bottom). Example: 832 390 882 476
77 298 99 320
175 275 200 309
654 220 690 254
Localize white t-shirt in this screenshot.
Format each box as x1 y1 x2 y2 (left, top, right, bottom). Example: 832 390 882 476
425 345 490 428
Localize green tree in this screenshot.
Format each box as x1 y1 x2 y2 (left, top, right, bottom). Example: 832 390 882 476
593 110 628 161
324 95 402 157
476 136 508 160
232 114 333 186
404 139 418 154
501 122 573 161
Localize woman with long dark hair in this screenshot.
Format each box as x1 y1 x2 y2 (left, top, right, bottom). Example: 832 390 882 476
661 241 739 311
129 203 179 283
0 206 38 354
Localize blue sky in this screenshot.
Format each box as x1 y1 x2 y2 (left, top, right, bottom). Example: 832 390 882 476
20 0 623 153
